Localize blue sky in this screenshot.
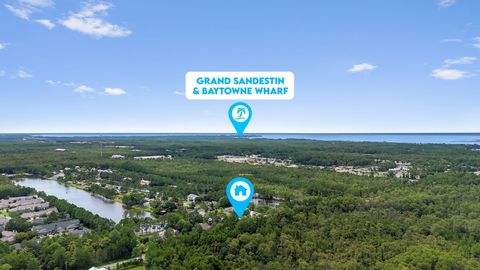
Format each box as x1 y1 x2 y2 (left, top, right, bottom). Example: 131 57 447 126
1 0 480 133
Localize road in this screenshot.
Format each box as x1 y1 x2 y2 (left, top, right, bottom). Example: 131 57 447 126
97 255 144 270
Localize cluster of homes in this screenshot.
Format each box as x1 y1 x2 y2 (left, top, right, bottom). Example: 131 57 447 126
333 161 412 179
32 219 89 238
217 155 298 167
134 192 282 241
55 166 114 178
386 161 412 178
135 220 181 239
111 154 174 160
133 155 173 160
189 193 281 223
0 195 89 244
0 195 50 214
217 155 416 179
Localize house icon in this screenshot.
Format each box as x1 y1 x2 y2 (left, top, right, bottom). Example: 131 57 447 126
234 184 248 196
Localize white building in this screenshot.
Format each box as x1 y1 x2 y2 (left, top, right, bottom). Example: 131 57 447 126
187 193 200 202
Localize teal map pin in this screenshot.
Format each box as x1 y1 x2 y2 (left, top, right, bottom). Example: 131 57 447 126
226 177 254 218
229 102 252 135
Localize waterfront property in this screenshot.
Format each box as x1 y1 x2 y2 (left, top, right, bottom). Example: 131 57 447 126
32 219 89 236
0 195 50 213
21 207 58 221
0 195 40 210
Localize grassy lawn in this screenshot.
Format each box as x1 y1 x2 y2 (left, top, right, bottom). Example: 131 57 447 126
67 181 88 190
114 194 124 203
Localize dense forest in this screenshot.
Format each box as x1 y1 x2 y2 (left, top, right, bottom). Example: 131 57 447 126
147 172 480 269
1 135 480 269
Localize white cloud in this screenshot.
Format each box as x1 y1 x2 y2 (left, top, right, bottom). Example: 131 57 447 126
45 79 65 86
0 70 6 77
46 80 95 94
36 19 55 29
59 2 131 38
0 43 6 50
440 38 462 43
63 82 76 87
104 87 126 96
4 4 32 20
74 85 95 93
443 56 477 67
5 0 54 27
431 69 471 80
17 70 32 78
474 37 480 49
347 63 377 73
173 91 184 96
18 0 54 8
4 0 55 21
438 0 456 8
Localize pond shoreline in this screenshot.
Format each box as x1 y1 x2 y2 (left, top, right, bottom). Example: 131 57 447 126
14 178 129 223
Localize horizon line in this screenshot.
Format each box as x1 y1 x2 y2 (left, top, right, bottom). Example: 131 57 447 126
2 132 480 135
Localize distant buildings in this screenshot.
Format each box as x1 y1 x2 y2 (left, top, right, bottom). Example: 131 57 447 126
136 221 167 234
333 161 413 179
140 179 151 186
196 208 206 217
158 228 179 240
88 267 106 270
198 223 212 230
217 155 296 167
134 155 172 160
187 194 199 202
387 161 411 178
252 198 281 209
249 210 260 217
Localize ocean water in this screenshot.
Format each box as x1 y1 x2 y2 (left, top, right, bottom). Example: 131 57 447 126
23 133 480 144
257 133 480 144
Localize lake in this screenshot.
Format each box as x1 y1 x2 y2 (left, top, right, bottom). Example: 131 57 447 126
257 133 480 144
14 178 147 223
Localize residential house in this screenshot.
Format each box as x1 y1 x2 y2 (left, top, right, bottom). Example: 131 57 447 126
1 231 16 243
199 223 212 231
32 219 81 236
140 179 151 186
0 216 11 231
187 194 200 202
21 207 58 221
